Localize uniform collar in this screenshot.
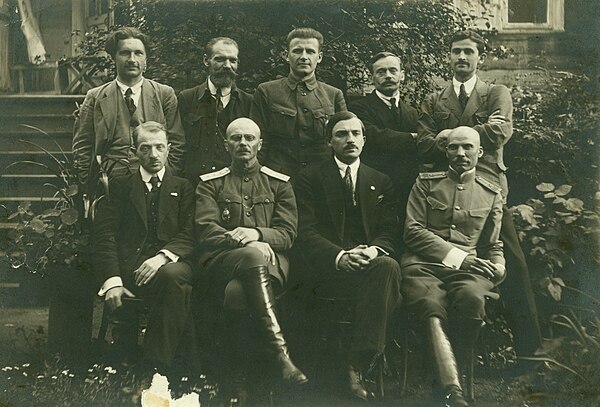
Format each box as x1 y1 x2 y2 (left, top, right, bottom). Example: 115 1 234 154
286 72 318 90
230 159 260 177
447 167 476 183
139 165 165 183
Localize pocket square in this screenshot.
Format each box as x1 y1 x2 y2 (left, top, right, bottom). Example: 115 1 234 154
170 192 178 197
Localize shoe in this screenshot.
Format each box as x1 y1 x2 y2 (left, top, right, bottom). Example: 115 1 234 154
276 352 308 385
347 364 371 402
444 385 469 407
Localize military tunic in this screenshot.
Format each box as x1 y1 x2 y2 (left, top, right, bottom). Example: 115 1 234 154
401 168 504 322
250 73 347 178
195 161 297 290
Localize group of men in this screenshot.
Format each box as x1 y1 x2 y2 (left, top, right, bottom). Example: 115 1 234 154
72 25 541 407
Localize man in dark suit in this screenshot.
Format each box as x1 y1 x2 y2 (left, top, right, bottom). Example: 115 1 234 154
94 121 195 371
73 27 185 196
178 37 252 184
349 52 419 210
417 30 541 356
295 111 402 401
251 27 347 179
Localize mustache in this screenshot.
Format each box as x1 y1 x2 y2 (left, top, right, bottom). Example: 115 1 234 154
213 68 237 78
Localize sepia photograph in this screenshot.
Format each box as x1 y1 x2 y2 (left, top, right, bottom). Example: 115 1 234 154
0 0 598 406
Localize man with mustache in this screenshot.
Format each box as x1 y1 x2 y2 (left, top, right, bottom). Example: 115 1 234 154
295 111 401 401
402 126 505 407
349 52 419 213
178 37 252 184
73 27 185 196
94 121 195 374
251 27 347 179
417 30 541 357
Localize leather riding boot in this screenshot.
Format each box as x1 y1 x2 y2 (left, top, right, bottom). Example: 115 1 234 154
453 319 483 375
239 266 308 385
224 309 250 405
425 317 469 407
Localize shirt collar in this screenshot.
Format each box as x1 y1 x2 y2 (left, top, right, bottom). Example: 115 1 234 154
116 77 144 96
452 75 477 97
139 166 165 183
286 72 318 90
207 77 233 97
375 89 400 107
334 156 360 182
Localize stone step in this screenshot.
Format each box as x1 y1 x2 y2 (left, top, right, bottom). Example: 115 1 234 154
0 116 75 134
0 95 83 116
0 132 72 151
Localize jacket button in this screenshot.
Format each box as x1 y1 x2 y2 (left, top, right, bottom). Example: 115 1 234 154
450 224 456 230
455 206 460 210
136 248 141 253
303 108 308 113
244 177 250 182
265 198 270 203
246 211 251 217
457 186 464 191
302 125 309 131
244 195 249 200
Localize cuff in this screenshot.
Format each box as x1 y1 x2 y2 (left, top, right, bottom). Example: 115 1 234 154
442 247 469 270
335 250 346 270
371 246 389 257
159 249 179 263
98 276 123 296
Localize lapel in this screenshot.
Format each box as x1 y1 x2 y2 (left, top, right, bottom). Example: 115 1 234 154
439 85 463 122
357 164 375 239
141 79 161 122
129 171 147 229
322 159 345 242
370 91 396 126
460 78 488 123
97 80 119 140
156 168 176 229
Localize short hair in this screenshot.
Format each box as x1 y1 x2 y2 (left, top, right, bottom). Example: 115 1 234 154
105 26 151 58
326 111 365 141
369 52 403 74
450 30 486 55
286 28 324 50
205 37 239 57
132 121 167 147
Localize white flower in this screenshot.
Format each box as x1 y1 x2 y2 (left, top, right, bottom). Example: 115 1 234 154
37 375 44 379
51 376 57 380
68 373 74 378
22 372 28 377
22 363 30 367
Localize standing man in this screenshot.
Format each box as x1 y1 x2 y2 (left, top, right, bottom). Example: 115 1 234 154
195 118 307 398
402 127 505 407
178 37 252 184
295 111 402 401
251 27 347 179
417 30 541 355
93 122 195 372
73 27 185 196
349 52 419 211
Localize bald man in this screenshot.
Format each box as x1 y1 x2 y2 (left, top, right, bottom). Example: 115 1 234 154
401 127 505 407
195 118 306 400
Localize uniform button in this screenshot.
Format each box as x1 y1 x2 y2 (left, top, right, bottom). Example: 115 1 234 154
265 198 270 203
225 198 230 203
457 186 464 191
211 166 216 170
244 195 249 200
244 177 250 182
246 211 251 217
302 162 308 167
303 108 308 113
302 125 309 131
301 92 307 96
136 248 141 253
201 164 206 169
451 224 456 230
455 206 460 210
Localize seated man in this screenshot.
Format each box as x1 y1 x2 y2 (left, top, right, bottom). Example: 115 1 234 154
194 118 307 397
401 126 505 407
93 122 195 372
295 111 402 401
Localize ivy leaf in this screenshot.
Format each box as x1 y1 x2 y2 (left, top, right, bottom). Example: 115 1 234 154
564 198 584 212
30 219 46 234
554 184 572 196
65 185 78 197
60 208 79 226
541 277 562 301
551 277 565 287
544 192 556 199
536 183 555 192
513 204 538 228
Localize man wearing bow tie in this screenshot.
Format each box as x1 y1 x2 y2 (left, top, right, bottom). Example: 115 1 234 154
178 37 252 184
349 52 419 213
73 27 185 196
295 111 402 401
94 121 195 372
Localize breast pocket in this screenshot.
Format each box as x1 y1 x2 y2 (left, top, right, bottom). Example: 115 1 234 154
464 207 490 235
251 193 276 226
183 113 203 148
426 195 449 228
312 106 334 142
216 193 242 227
269 103 297 137
433 110 452 129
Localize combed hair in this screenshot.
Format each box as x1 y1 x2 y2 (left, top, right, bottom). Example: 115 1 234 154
105 26 151 58
205 37 239 57
451 30 486 55
133 121 166 147
326 111 365 141
369 52 402 74
286 27 324 50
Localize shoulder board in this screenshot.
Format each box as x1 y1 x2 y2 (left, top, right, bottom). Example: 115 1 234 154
260 166 290 182
475 176 502 194
199 167 230 182
419 171 447 180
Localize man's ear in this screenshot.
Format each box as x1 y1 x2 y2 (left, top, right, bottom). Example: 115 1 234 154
317 51 323 64
399 70 406 82
258 139 263 151
203 54 209 67
478 147 484 158
478 52 486 68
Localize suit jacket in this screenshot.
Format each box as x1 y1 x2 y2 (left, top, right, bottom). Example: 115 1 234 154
295 158 399 271
349 90 419 207
73 78 186 192
417 78 513 197
178 81 252 183
93 168 195 286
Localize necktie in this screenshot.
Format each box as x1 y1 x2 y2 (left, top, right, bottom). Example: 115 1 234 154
389 97 399 115
344 166 356 207
215 87 224 114
459 84 469 110
149 174 159 192
124 88 136 116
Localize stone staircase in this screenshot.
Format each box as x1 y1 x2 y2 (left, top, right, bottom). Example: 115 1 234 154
0 95 83 305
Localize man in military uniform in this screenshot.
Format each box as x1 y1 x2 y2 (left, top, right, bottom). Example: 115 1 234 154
178 37 252 184
417 30 541 355
195 118 307 398
251 27 347 179
402 127 505 407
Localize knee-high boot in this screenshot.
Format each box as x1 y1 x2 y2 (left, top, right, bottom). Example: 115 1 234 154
425 317 469 407
238 266 308 385
453 319 483 402
223 309 251 405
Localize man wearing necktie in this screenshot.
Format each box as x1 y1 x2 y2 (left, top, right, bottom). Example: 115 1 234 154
295 111 402 401
349 52 419 215
417 30 541 359
178 37 252 184
251 27 347 179
93 121 195 374
73 27 185 197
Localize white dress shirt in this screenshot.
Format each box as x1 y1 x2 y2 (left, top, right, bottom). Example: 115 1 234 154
375 89 401 108
116 77 144 107
207 77 232 108
452 75 477 98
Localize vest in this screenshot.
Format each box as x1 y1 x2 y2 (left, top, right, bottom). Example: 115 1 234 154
142 186 160 255
342 181 366 248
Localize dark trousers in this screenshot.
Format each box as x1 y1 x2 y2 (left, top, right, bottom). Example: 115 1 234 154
401 263 496 322
314 256 402 353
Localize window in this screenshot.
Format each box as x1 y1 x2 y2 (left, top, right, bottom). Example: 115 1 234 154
508 0 547 24
501 0 564 32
